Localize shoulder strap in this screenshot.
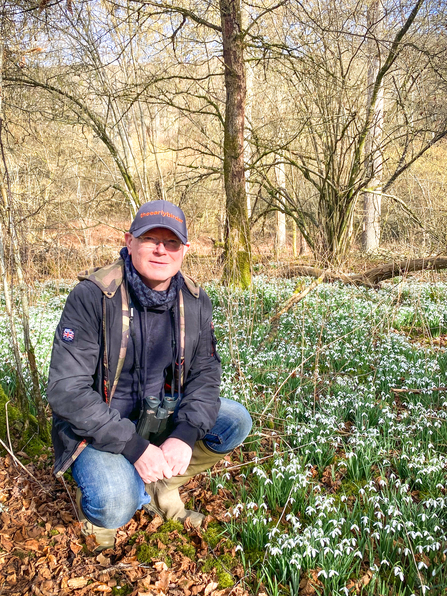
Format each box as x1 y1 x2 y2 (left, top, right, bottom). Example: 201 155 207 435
177 289 186 387
109 283 130 402
100 273 130 406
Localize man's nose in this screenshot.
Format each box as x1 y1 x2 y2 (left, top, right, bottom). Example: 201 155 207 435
153 240 167 254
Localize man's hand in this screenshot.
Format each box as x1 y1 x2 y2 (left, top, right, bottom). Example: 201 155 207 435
160 438 192 476
134 444 173 483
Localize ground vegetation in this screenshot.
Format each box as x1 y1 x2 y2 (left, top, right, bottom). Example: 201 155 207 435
2 275 447 594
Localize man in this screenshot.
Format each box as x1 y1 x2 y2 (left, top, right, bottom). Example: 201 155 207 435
47 200 252 550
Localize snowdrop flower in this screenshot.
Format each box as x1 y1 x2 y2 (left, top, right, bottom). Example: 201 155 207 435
393 566 404 582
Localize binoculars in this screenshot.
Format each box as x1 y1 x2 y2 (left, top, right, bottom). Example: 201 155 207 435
136 394 179 441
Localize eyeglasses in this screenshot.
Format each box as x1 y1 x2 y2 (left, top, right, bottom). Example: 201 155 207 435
138 235 183 252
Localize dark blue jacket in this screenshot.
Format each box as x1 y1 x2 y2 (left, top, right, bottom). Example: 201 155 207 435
47 260 221 477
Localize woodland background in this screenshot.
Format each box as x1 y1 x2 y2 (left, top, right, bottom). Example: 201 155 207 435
2 1 447 595
1 0 447 286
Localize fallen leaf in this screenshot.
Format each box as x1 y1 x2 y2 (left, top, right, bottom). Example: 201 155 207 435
155 569 172 592
85 534 100 551
146 516 164 533
70 540 83 554
299 570 323 596
96 552 111 566
153 561 168 572
204 581 219 595
94 584 112 592
14 529 26 542
0 535 13 552
68 577 89 588
24 539 41 551
40 579 54 592
346 570 373 593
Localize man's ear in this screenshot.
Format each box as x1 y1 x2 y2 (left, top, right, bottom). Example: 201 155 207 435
183 242 191 257
124 232 133 254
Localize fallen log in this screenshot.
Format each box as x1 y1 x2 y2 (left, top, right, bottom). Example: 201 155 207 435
262 256 447 345
282 256 447 287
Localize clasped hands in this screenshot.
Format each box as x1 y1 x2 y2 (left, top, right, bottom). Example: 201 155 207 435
134 437 192 483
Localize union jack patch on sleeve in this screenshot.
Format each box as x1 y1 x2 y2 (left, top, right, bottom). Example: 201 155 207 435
62 327 75 343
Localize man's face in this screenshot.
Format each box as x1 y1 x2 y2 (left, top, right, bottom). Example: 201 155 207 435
125 227 190 291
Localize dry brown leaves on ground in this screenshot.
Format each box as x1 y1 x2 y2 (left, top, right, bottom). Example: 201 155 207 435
0 455 249 596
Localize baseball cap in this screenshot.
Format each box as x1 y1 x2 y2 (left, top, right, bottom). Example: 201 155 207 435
129 200 188 244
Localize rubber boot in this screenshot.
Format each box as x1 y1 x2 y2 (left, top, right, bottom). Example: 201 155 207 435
76 488 116 551
144 440 223 528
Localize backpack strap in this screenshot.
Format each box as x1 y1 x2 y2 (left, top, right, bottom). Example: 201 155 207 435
109 282 130 403
177 289 186 387
83 260 129 406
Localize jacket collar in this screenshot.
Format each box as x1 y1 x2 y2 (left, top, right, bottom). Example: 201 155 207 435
78 258 200 299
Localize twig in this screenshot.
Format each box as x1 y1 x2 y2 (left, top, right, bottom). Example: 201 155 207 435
60 474 82 523
391 386 447 394
4 400 15 467
263 482 295 565
206 441 319 475
0 438 55 497
263 272 327 345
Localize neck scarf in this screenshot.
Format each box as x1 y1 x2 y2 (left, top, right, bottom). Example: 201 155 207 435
120 247 183 308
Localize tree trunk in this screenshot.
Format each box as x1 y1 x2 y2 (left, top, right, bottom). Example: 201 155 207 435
0 218 29 423
220 0 251 288
244 61 253 219
362 0 384 252
275 158 286 253
0 41 48 440
292 221 297 258
0 180 48 439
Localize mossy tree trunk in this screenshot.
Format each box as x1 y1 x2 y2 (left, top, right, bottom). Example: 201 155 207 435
0 41 48 440
220 0 251 289
0 168 49 440
0 217 29 426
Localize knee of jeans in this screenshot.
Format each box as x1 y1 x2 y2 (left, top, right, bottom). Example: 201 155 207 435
82 484 139 529
235 404 253 441
223 403 252 448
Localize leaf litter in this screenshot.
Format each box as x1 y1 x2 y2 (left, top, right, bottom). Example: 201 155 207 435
0 453 249 596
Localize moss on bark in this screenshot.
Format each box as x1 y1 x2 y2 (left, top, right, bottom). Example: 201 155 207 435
0 386 50 457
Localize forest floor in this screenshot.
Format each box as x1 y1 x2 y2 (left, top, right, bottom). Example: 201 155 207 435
3 275 447 595
0 450 252 596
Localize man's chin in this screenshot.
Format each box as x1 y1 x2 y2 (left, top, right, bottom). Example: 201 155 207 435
142 274 172 291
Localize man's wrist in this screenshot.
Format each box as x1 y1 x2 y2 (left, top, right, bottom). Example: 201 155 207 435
169 422 200 450
121 432 150 464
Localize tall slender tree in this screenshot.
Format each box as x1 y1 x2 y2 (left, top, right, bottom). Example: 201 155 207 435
362 0 384 252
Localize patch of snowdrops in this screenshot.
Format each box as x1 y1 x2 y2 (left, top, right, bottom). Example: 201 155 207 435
207 277 447 595
2 275 447 594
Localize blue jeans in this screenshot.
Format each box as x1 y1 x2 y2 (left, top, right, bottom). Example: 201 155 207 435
72 398 252 529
